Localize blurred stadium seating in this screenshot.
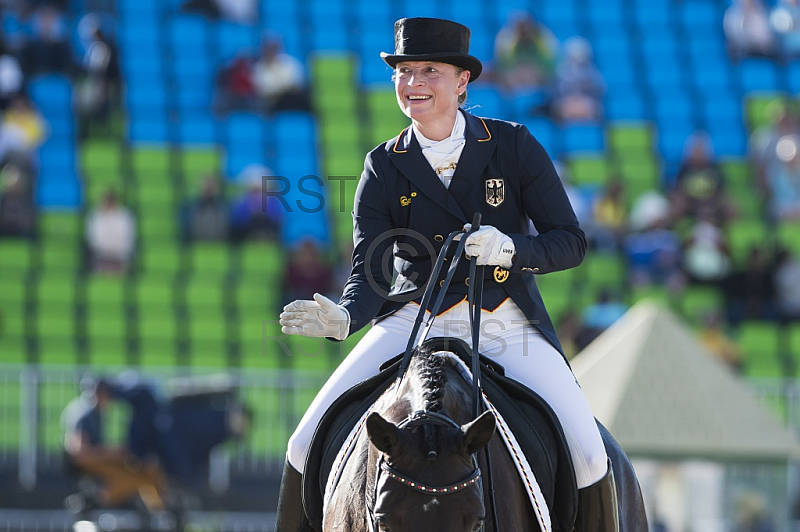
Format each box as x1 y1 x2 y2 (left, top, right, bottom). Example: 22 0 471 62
2 0 800 522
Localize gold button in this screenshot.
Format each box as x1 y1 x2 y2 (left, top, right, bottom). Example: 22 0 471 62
434 234 444 242
464 278 470 286
439 280 445 287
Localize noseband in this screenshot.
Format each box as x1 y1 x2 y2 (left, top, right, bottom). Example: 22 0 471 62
367 410 483 531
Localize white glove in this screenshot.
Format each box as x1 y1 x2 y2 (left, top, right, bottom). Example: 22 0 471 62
463 224 515 268
280 293 350 341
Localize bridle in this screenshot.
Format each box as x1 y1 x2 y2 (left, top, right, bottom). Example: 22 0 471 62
366 410 485 532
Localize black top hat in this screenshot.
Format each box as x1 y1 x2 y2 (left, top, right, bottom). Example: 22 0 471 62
381 18 483 82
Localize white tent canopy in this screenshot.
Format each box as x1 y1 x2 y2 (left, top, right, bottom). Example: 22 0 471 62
571 301 800 462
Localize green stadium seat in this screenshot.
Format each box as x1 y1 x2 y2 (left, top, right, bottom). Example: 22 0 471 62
37 306 77 365
35 273 77 310
0 382 22 448
607 123 653 155
188 243 231 277
0 333 26 363
0 239 33 271
135 273 176 308
728 220 768 263
133 148 170 176
39 243 83 273
139 309 179 367
140 242 183 274
567 156 611 185
745 93 786 132
184 277 228 311
88 335 128 367
738 321 782 377
86 276 127 308
680 285 724 322
182 150 222 192
39 212 81 243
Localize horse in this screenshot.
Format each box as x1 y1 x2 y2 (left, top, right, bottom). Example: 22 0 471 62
323 346 540 532
319 340 648 532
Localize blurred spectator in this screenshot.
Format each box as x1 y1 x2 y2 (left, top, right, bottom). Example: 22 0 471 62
551 37 605 123
670 131 737 225
624 191 684 290
765 134 800 221
580 288 629 346
230 167 284 242
588 179 626 253
748 103 800 205
492 11 558 92
0 94 46 171
0 162 35 237
213 54 257 114
724 0 778 61
61 378 166 512
85 189 136 274
281 239 334 307
774 245 800 323
680 212 733 286
771 0 800 59
180 174 230 242
722 245 777 327
698 310 744 372
75 24 120 140
252 34 310 114
19 6 77 77
0 51 24 112
181 0 257 23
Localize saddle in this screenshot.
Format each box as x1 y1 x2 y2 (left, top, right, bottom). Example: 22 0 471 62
302 337 579 532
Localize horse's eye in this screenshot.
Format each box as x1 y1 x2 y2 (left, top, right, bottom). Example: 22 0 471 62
377 517 389 531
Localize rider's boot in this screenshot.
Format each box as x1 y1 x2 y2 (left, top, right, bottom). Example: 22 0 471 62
275 459 310 532
574 459 619 532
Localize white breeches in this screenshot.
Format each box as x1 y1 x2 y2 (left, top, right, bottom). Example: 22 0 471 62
286 299 608 488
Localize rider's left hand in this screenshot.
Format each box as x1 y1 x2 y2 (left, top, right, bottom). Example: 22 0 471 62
463 224 515 268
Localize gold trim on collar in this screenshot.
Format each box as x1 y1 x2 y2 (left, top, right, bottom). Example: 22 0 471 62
477 118 492 142
393 128 410 153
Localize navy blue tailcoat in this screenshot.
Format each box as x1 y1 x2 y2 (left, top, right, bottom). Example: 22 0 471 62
339 110 586 355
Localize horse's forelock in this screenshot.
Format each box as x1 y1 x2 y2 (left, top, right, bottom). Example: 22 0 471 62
411 349 450 413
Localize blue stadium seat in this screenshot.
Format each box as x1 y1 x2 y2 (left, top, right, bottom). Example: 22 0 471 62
645 59 685 92
311 24 349 53
169 16 210 48
562 124 605 154
679 1 720 30
738 59 781 92
521 117 560 157
633 0 673 29
215 21 259 63
177 112 218 144
510 90 548 122
29 75 72 116
128 114 170 144
121 47 163 78
653 94 695 125
702 91 743 126
37 174 82 209
657 120 696 166
587 1 624 25
468 29 494 63
641 33 680 63
788 62 800 93
399 0 440 20
706 120 747 157
361 60 393 86
599 56 637 93
225 112 267 148
355 0 391 23
605 89 646 121
126 83 169 112
541 0 578 27
118 19 159 47
691 58 732 92
40 140 76 169
466 87 506 120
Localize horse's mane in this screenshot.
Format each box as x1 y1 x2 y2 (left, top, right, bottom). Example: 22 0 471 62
412 346 449 413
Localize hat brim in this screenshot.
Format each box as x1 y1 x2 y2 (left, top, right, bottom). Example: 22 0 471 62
380 52 482 82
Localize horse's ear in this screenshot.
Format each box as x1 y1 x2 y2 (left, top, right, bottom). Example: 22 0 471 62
367 412 402 455
461 411 496 455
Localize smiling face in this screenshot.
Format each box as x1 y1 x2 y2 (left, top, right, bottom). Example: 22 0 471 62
394 61 470 140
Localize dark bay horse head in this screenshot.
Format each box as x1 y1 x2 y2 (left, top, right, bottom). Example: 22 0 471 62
363 350 496 532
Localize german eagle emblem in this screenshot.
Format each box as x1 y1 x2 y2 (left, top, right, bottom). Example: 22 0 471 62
485 179 504 207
